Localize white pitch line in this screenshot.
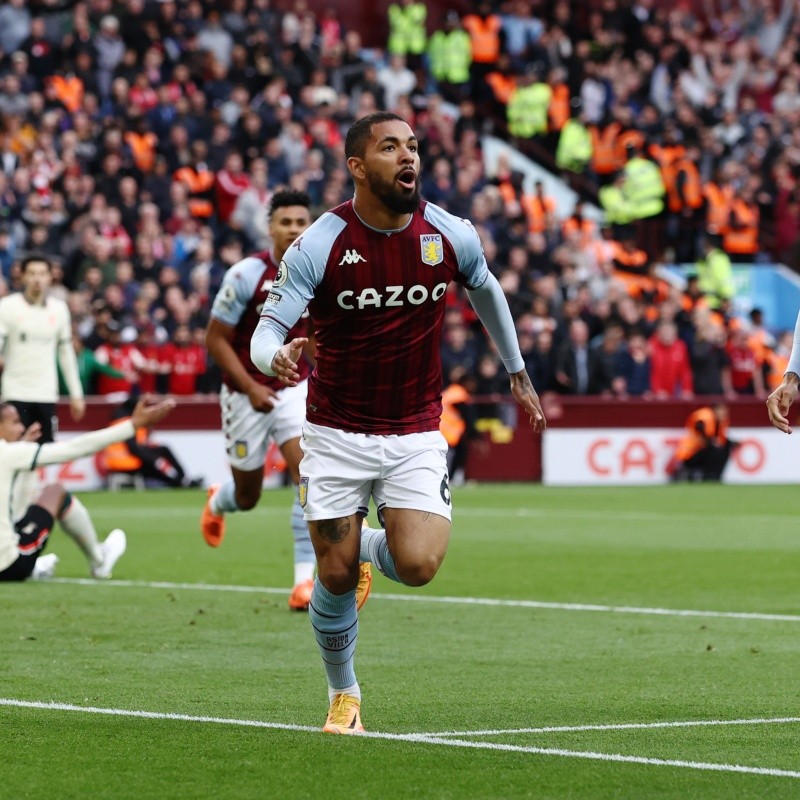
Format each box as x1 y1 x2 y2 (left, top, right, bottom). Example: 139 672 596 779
47 578 800 623
387 736 800 780
425 716 800 738
2 699 798 780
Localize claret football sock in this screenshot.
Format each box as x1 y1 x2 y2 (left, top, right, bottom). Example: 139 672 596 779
360 525 403 583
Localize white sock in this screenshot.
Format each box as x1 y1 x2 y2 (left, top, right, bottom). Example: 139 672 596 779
294 561 315 585
210 481 239 515
60 496 103 567
328 683 361 703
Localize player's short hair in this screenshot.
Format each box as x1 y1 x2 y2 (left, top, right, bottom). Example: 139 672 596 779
21 253 52 272
345 112 408 159
268 190 312 218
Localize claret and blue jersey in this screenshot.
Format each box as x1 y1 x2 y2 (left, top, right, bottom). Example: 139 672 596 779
210 249 311 393
259 199 490 435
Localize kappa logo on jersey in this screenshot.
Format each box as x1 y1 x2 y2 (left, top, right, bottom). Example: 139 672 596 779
273 260 289 288
338 249 367 266
420 234 443 266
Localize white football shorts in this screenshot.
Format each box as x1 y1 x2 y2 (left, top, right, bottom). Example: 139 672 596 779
221 380 308 471
298 421 452 522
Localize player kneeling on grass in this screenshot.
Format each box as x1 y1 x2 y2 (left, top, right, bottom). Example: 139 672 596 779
0 396 175 582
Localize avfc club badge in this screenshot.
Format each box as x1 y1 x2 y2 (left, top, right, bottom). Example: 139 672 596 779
298 477 309 508
234 441 248 459
420 234 443 266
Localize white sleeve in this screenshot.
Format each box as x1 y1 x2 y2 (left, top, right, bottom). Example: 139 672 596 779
57 314 84 400
0 298 8 353
250 321 286 376
4 420 137 471
786 309 800 377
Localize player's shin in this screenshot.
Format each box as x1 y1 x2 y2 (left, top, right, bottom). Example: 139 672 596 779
308 578 360 701
58 493 103 566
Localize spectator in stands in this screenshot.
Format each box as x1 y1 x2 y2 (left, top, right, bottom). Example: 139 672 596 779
161 324 207 396
440 321 481 384
689 315 734 397
593 322 627 389
462 1 502 106
696 234 735 309
727 326 767 397
428 12 472 105
93 320 145 398
555 318 611 395
613 331 652 398
525 329 558 394
59 332 127 397
376 54 418 113
649 320 694 399
386 0 427 72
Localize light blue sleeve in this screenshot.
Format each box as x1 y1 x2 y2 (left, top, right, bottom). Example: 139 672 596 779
423 203 490 290
210 257 263 327
467 272 525 374
250 213 345 376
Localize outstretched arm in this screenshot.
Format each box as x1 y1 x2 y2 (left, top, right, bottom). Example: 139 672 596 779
767 371 799 434
5 397 176 471
466 273 546 431
767 309 800 433
250 315 307 386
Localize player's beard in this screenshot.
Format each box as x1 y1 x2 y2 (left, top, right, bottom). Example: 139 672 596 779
368 172 421 214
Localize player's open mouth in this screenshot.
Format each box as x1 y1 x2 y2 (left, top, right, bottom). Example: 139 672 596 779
397 169 416 189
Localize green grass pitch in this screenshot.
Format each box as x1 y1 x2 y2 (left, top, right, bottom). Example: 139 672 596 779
3 483 800 799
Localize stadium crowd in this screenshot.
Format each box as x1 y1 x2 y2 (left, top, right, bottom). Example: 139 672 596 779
0 0 797 412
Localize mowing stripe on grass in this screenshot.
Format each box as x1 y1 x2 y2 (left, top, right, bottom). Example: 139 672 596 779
426 716 800 738
2 699 799 780
48 578 800 623
86 505 800 523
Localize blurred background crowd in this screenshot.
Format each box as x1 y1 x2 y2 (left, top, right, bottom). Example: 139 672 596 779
0 0 798 408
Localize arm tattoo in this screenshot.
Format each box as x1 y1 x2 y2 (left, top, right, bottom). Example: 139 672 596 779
317 517 352 544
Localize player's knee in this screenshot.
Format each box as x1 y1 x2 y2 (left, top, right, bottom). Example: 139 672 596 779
397 553 442 587
235 488 261 511
318 562 359 594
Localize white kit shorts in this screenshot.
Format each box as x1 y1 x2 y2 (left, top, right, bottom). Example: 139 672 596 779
298 420 452 522
221 380 308 471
